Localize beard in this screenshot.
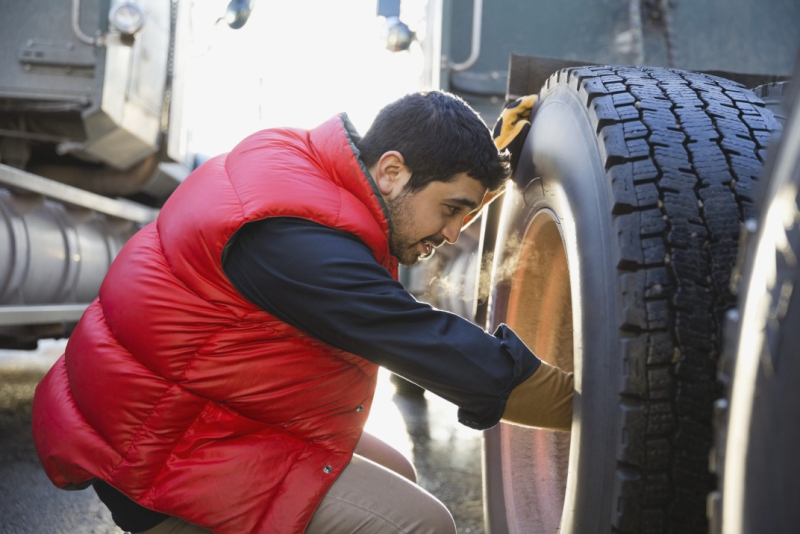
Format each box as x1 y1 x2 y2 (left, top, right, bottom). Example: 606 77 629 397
386 190 444 267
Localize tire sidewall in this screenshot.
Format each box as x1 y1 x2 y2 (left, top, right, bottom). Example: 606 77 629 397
486 81 625 533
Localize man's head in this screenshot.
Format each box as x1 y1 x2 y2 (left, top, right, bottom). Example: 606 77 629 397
358 91 511 266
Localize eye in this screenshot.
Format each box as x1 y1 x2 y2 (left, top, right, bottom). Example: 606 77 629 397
445 205 461 216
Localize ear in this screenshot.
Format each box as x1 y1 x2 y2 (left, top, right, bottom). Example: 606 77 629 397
372 151 410 197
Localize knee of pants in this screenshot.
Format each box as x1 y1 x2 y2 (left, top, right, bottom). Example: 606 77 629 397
424 499 457 534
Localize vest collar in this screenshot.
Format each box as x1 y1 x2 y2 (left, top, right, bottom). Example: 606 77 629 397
340 115 393 231
308 115 393 241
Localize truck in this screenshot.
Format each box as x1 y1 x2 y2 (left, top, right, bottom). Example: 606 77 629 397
0 0 259 349
388 1 799 533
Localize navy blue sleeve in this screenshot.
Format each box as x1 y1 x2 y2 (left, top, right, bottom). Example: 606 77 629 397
222 217 541 430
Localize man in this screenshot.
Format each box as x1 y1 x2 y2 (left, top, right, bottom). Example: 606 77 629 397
32 91 572 533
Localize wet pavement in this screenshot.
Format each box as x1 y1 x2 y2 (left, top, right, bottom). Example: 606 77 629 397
0 342 485 534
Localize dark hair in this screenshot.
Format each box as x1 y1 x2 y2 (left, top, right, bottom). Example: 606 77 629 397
357 91 511 193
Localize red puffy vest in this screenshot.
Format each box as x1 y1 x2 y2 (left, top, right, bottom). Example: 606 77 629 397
32 115 398 533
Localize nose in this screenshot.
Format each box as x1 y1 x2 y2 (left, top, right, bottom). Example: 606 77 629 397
441 219 461 244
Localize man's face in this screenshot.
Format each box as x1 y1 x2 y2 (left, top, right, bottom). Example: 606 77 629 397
385 172 487 266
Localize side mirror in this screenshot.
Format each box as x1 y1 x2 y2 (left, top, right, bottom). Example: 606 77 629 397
225 0 253 29
381 16 415 52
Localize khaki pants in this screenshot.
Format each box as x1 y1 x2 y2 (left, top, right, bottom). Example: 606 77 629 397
138 433 456 534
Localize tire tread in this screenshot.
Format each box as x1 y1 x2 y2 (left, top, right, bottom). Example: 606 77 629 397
546 66 781 534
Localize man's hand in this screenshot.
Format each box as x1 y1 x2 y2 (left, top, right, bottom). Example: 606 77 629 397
501 360 573 432
493 94 537 170
462 95 538 229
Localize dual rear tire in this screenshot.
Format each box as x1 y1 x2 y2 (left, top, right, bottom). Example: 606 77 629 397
484 66 781 534
712 72 800 534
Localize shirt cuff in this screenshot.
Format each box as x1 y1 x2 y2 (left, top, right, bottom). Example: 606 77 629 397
457 324 542 430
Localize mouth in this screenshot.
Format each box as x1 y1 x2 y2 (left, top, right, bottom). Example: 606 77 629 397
417 237 445 259
419 240 433 257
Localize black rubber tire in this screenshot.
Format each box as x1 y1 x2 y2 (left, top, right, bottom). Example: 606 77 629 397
483 66 781 534
711 73 800 534
750 81 792 128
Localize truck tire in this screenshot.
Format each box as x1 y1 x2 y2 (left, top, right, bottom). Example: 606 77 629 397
483 66 781 534
712 74 800 534
750 81 792 127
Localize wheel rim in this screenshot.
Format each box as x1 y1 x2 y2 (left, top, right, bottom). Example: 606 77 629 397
500 209 573 534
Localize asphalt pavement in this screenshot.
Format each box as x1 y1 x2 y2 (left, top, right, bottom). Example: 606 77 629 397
0 342 484 534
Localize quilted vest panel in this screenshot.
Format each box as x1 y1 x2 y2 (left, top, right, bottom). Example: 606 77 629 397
32 115 397 534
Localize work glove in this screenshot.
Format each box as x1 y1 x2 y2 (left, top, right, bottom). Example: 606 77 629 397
462 95 538 229
492 94 537 170
501 360 573 432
